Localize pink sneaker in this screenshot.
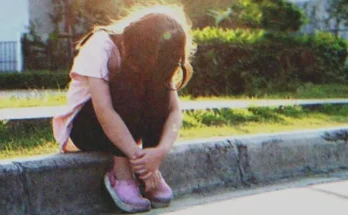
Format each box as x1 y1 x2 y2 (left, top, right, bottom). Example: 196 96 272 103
104 172 151 213
145 172 173 208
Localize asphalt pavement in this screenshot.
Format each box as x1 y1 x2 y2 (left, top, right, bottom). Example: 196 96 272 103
140 172 348 215
1 89 348 120
1 98 348 120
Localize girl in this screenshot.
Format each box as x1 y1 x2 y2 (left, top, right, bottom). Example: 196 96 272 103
52 4 195 213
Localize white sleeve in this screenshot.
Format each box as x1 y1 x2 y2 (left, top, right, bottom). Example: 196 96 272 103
70 31 113 81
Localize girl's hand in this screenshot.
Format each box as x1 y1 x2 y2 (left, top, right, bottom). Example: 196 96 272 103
130 147 166 179
143 170 162 191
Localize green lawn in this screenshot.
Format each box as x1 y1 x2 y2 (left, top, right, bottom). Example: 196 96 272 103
181 83 348 101
1 84 347 159
1 105 348 159
0 93 66 109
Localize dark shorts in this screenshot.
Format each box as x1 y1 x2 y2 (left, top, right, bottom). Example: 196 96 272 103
70 99 164 157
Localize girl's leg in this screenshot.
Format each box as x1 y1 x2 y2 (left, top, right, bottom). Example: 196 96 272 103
70 99 127 156
141 117 173 208
104 157 151 213
71 100 150 212
112 156 134 180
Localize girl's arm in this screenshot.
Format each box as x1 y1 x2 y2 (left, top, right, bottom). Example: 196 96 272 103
130 90 182 176
157 90 182 154
88 76 141 158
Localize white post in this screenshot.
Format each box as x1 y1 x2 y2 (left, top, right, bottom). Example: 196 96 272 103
16 33 23 72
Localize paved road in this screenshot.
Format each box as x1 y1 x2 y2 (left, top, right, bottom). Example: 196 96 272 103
138 172 348 215
1 99 348 120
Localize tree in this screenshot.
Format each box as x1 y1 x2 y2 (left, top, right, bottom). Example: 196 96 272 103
326 0 348 38
47 0 126 68
258 0 307 32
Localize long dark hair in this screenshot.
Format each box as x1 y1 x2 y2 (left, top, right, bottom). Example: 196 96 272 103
77 4 195 90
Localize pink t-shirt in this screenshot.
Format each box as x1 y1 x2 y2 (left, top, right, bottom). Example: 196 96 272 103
52 31 121 152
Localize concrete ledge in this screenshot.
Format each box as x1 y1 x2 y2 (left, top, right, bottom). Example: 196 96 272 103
1 127 348 214
232 131 348 184
161 139 241 196
0 161 26 214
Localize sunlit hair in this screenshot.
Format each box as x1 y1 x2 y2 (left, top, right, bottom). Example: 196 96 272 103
77 4 196 90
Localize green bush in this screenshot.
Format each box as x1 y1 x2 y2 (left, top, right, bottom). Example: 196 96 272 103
186 27 348 97
0 71 69 90
3 28 347 95
270 32 348 81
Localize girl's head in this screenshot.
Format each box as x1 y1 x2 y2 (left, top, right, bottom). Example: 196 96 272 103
100 5 195 90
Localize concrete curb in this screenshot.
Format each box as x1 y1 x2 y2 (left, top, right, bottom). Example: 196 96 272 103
1 127 348 214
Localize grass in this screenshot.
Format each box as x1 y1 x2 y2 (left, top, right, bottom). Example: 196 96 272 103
1 104 348 159
181 83 348 100
0 83 347 109
0 90 67 108
180 105 348 139
0 124 57 159
0 96 67 109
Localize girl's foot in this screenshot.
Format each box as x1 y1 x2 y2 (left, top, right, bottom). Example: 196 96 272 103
104 172 151 213
144 171 173 208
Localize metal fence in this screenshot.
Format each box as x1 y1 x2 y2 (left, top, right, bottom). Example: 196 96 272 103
0 41 18 72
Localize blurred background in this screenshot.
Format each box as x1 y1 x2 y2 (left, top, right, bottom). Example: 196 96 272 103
0 0 347 97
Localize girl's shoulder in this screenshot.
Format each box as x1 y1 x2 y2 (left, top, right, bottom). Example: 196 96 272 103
71 30 120 81
81 31 116 52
